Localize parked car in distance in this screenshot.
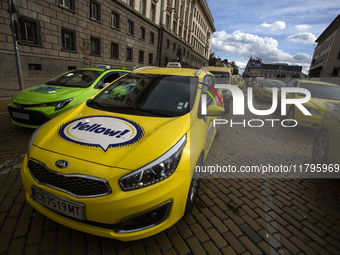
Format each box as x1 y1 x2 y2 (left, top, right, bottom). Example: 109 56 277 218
312 103 340 164
279 80 340 128
21 66 224 241
255 79 285 101
7 65 130 128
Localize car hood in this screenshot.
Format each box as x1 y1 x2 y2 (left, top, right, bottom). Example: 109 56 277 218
13 84 86 103
32 103 191 171
305 97 340 112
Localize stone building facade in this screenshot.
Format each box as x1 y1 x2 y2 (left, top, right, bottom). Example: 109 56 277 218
309 15 340 79
0 0 215 79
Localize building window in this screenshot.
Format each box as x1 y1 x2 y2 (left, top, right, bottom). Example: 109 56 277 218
18 17 41 46
90 1 100 21
140 0 145 15
165 57 168 66
337 50 340 59
149 53 153 64
61 29 76 51
150 3 156 22
166 15 170 29
59 0 74 10
127 47 133 61
128 0 133 7
332 68 339 76
173 19 177 34
167 39 170 48
111 12 119 29
127 20 134 35
150 32 154 44
139 50 144 63
173 42 176 51
90 37 100 55
111 42 119 59
140 27 145 40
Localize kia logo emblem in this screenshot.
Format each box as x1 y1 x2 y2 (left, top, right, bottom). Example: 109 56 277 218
17 105 23 110
55 160 69 168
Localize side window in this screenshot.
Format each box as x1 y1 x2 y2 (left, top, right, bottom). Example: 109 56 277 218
95 72 121 89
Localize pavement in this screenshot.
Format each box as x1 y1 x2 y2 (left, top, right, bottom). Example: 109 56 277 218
1 82 340 254
0 77 54 99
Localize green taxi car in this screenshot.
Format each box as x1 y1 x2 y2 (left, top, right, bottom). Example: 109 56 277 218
7 65 130 128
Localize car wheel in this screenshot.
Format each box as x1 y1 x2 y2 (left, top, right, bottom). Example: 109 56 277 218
312 132 329 164
286 106 295 125
185 156 202 214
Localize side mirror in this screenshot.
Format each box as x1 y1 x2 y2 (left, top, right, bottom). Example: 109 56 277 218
207 105 225 116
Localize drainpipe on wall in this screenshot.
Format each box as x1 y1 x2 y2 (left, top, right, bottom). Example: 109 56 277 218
156 0 164 67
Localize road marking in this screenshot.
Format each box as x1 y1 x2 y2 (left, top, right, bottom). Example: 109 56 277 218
260 180 284 255
0 155 25 175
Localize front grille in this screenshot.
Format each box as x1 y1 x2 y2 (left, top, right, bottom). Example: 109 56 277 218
27 158 111 198
8 106 51 126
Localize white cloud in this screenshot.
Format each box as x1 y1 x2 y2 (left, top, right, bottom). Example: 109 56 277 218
260 21 286 30
211 30 312 73
294 24 312 31
286 33 317 44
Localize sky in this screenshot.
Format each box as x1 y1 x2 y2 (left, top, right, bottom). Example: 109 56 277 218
205 0 340 75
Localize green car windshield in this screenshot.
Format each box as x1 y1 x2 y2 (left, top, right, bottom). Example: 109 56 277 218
299 83 340 100
264 80 285 88
46 69 103 88
90 73 198 117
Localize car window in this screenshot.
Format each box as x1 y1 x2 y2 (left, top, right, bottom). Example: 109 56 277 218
264 80 286 87
209 71 230 84
95 72 122 89
299 83 340 100
91 74 198 117
46 70 103 88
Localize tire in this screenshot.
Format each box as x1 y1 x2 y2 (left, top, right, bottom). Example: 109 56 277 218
286 106 295 125
185 156 202 214
312 131 329 164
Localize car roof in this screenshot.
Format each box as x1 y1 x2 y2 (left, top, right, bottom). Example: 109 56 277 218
133 67 204 77
75 67 130 72
200 66 232 72
299 80 340 87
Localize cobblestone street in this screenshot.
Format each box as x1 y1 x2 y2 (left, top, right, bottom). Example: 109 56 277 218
1 92 340 255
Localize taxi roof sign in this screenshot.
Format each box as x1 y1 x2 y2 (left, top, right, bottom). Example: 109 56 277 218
166 62 181 67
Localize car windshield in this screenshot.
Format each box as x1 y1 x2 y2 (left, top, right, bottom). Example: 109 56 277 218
299 83 340 100
90 74 198 117
45 69 103 88
264 80 285 88
209 71 230 84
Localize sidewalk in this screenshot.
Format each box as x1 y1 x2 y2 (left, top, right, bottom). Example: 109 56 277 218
0 77 53 99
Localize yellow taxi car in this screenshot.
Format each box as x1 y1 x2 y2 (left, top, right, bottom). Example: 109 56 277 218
21 67 224 241
312 103 340 164
280 80 340 128
255 79 285 101
232 75 244 89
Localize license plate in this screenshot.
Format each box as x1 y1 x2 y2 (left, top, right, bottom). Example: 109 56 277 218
31 186 85 220
12 112 29 120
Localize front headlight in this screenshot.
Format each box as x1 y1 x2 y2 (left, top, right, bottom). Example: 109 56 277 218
119 135 187 191
305 106 321 117
27 123 46 157
39 98 73 111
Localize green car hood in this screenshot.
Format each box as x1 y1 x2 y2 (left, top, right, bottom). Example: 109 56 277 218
13 85 86 104
305 98 340 112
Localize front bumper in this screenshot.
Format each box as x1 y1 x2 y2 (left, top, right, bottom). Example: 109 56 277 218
20 148 191 241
